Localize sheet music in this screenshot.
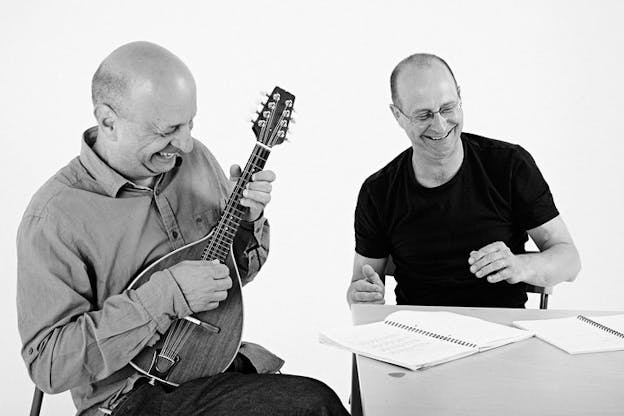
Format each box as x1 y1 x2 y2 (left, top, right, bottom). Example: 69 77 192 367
319 319 474 369
387 310 533 349
319 311 533 370
513 314 624 354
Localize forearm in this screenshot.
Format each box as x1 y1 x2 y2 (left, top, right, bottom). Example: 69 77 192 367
21 271 191 393
518 242 581 287
233 216 270 285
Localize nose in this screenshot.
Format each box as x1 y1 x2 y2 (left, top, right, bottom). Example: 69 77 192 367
171 124 194 153
429 111 448 133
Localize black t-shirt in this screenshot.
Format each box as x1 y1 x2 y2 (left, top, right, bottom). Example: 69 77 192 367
355 133 559 307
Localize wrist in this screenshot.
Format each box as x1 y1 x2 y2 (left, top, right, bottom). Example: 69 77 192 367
516 254 542 286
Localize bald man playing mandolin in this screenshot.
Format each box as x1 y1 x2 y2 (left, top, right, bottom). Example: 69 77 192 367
17 41 348 416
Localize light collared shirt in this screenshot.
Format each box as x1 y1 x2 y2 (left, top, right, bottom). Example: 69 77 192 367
17 127 271 415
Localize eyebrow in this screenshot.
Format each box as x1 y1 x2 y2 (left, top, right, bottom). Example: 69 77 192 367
156 118 193 133
411 100 459 113
161 123 182 132
154 111 197 133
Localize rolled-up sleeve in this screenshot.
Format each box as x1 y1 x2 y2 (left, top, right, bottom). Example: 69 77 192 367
17 212 191 394
233 216 270 285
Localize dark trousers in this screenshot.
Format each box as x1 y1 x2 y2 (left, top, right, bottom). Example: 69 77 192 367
112 372 350 416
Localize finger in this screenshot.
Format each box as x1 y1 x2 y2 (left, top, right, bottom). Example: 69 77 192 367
468 241 507 264
246 181 272 193
202 301 220 311
239 198 265 212
486 268 512 283
251 170 276 183
212 270 231 284
353 280 384 293
209 263 230 277
214 276 233 290
476 260 508 278
229 164 242 181
210 290 229 302
361 264 384 287
470 250 507 275
211 278 231 292
353 291 384 302
242 189 271 204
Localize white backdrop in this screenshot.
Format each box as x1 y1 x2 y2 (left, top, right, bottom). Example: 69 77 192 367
2 0 623 414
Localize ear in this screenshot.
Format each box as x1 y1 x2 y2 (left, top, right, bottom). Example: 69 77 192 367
389 104 407 130
93 104 118 138
456 85 462 100
389 104 402 122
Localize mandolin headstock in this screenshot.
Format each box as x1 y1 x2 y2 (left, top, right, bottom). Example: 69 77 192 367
252 86 295 147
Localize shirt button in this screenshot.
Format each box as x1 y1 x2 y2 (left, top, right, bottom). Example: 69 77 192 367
172 231 178 239
28 347 34 354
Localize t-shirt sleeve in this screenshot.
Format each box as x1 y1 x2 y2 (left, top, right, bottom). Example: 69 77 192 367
354 180 391 258
511 146 559 230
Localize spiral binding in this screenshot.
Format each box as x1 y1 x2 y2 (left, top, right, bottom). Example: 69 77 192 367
577 315 624 339
384 319 478 349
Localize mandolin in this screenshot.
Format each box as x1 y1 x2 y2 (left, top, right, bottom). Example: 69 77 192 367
127 86 295 386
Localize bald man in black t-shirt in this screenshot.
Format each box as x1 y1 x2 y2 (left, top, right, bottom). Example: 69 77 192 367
347 54 581 308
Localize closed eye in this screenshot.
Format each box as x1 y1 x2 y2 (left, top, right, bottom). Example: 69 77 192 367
414 112 432 121
158 119 193 137
440 107 454 115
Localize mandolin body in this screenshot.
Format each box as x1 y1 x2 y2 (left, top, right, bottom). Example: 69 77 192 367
127 229 243 386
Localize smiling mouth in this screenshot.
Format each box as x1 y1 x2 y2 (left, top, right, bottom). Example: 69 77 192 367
423 127 454 142
157 152 179 159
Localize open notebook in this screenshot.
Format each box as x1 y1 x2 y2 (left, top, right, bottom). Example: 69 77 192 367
319 310 533 371
512 314 624 354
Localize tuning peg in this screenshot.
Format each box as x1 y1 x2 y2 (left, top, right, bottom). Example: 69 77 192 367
289 117 296 124
260 91 270 98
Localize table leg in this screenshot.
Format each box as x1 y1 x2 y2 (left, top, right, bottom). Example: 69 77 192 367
351 354 363 416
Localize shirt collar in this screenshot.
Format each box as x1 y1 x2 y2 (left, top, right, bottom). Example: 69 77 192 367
79 127 184 197
79 126 132 197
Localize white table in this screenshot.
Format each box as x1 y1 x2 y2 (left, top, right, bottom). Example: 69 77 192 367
351 304 624 416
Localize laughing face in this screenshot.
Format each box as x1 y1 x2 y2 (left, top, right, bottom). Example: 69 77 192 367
391 61 463 159
107 74 197 186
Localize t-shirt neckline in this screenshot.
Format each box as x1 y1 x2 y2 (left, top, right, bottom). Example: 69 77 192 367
406 135 467 193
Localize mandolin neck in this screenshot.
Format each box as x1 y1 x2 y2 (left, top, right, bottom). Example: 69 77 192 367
201 143 271 262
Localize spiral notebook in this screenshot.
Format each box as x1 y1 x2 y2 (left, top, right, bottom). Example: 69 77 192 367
319 311 533 371
512 314 624 354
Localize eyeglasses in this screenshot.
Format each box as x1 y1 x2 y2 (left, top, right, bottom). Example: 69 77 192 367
395 100 462 127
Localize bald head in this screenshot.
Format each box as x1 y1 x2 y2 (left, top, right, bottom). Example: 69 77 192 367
91 41 195 119
390 53 458 107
